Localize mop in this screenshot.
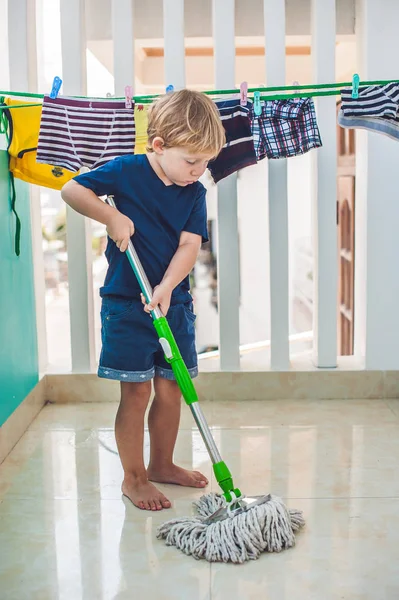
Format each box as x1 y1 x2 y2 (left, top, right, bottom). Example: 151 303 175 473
105 196 305 564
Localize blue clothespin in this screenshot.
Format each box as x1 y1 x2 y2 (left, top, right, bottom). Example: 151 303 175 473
352 74 360 99
50 76 62 99
166 85 174 93
254 91 262 116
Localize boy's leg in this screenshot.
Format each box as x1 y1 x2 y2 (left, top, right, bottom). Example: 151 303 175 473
116 381 171 511
147 377 209 488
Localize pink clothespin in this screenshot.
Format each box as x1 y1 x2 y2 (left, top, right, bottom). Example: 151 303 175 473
125 85 133 108
240 81 248 106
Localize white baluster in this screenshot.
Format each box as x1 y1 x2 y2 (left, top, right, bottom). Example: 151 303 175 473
264 0 289 369
112 0 135 96
212 0 240 370
311 0 337 367
8 0 48 372
163 0 185 89
354 0 399 369
60 0 96 372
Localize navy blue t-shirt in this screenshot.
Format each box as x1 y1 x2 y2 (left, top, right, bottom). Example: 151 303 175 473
74 154 208 303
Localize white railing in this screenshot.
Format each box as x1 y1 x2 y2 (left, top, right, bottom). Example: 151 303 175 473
6 0 399 373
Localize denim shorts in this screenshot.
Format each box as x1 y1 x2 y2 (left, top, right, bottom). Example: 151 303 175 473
98 296 198 382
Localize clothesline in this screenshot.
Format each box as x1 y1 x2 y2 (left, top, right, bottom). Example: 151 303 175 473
3 78 398 258
0 78 398 110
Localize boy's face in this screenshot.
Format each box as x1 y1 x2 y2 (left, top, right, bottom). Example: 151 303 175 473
152 140 213 186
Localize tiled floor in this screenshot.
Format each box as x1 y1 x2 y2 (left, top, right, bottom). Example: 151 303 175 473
1 398 399 599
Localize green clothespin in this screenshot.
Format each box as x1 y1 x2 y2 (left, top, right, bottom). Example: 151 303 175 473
254 91 262 116
352 74 360 99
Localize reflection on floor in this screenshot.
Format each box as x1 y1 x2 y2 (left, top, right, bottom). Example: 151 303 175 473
1 398 399 599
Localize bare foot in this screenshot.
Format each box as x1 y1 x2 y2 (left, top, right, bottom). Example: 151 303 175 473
147 464 209 488
122 477 172 511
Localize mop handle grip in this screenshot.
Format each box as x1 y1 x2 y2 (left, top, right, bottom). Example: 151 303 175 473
105 195 163 320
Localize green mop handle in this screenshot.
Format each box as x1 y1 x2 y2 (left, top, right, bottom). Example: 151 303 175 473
105 195 241 502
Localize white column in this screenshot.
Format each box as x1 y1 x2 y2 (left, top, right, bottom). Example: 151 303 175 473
354 0 399 369
112 0 135 95
8 0 48 372
60 0 96 373
212 0 240 370
264 0 289 369
163 0 185 89
311 0 337 368
0 0 9 91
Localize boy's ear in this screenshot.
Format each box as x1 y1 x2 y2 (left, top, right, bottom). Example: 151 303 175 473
152 137 165 154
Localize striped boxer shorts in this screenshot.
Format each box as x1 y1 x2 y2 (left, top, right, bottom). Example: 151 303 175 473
338 82 399 141
208 99 257 183
36 95 136 172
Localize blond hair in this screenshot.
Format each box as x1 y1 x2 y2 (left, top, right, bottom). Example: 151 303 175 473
146 89 225 157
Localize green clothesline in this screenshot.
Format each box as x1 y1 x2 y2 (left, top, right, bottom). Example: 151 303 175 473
0 78 398 109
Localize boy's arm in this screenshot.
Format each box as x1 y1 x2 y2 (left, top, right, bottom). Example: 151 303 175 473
61 180 135 252
143 231 201 315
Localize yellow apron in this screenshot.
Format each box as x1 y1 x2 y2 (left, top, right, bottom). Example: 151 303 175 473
134 103 149 154
4 97 75 190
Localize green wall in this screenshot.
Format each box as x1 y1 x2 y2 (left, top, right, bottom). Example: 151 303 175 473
0 151 39 426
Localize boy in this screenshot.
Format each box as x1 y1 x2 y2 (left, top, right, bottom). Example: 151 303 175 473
61 90 225 512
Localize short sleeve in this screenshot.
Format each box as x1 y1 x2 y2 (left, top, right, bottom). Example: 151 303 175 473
73 158 123 197
182 184 209 243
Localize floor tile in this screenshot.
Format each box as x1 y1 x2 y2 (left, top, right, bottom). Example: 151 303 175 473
28 401 212 432
0 497 211 600
0 428 212 501
202 424 399 499
210 498 399 600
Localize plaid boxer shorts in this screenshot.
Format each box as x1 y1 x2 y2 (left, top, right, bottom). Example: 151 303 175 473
250 97 322 160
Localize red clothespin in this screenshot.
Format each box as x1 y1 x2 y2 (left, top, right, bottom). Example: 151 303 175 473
125 85 133 108
240 81 248 106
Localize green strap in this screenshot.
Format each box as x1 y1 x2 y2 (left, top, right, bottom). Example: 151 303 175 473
0 97 9 137
0 78 399 103
0 97 20 256
0 103 42 111
9 173 21 257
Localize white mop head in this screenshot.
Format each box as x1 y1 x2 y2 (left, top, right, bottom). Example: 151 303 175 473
156 493 305 563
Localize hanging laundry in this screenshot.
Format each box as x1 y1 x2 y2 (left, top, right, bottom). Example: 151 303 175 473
249 97 322 160
2 97 75 190
134 103 149 154
207 99 257 183
338 82 399 141
36 95 136 172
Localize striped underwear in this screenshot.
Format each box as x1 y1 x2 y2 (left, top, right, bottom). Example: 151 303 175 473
36 95 136 172
338 83 399 141
208 99 257 183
